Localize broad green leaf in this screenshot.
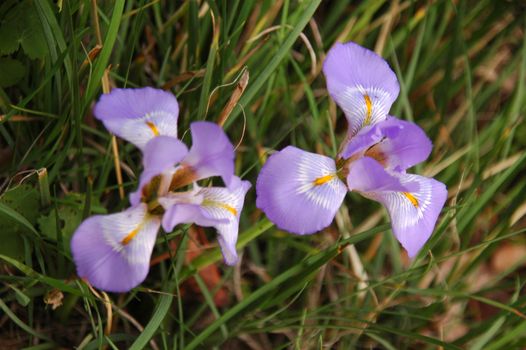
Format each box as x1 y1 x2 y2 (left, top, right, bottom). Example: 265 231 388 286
0 184 40 259
0 0 47 59
0 19 19 55
0 57 25 87
20 0 48 59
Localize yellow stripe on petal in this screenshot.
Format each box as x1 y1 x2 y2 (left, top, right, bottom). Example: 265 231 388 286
312 174 335 186
146 121 160 136
219 203 238 216
402 192 419 208
203 199 238 216
363 94 373 126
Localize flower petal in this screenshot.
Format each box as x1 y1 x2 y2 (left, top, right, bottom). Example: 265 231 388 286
256 146 347 235
70 204 161 292
181 121 235 187
93 87 179 150
347 157 447 257
198 177 251 265
341 117 432 172
323 42 400 136
161 177 251 265
129 136 188 206
159 191 225 232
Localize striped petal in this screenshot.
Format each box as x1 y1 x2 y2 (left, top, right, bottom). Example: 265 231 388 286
323 42 399 136
198 178 251 265
347 157 447 257
129 136 188 206
70 204 161 292
181 121 235 188
159 190 225 231
341 117 432 172
256 146 347 235
160 177 251 265
93 87 179 151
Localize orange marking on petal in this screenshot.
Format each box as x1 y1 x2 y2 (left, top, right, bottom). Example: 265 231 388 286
363 94 372 126
402 192 419 208
146 121 160 136
313 174 335 186
121 227 140 246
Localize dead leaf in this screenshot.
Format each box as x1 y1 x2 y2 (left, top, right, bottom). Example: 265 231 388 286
44 289 63 310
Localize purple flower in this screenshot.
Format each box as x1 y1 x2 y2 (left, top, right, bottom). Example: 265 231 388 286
256 42 447 258
323 42 400 137
71 88 250 292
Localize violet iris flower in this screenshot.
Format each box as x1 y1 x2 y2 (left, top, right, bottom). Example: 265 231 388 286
71 88 250 292
256 42 447 258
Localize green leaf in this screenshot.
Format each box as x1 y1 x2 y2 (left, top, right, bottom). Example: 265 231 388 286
20 0 48 59
0 57 26 87
0 184 40 259
37 193 98 253
0 0 47 59
128 294 173 350
0 18 19 55
0 254 82 296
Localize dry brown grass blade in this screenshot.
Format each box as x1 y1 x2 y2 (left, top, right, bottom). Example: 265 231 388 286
217 70 249 127
162 69 205 90
374 0 399 55
79 44 103 72
0 115 41 122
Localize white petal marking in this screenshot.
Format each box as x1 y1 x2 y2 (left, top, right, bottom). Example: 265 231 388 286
337 85 391 135
120 111 178 149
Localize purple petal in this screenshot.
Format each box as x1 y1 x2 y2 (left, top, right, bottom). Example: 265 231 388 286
70 204 161 292
347 157 447 258
182 121 235 187
256 146 347 235
341 117 432 172
159 191 225 232
323 42 400 136
346 157 412 193
93 87 179 150
198 177 251 265
161 177 251 265
129 136 188 206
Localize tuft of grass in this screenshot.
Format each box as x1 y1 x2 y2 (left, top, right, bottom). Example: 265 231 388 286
0 0 525 348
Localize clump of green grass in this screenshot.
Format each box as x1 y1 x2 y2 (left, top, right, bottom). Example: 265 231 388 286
0 0 525 349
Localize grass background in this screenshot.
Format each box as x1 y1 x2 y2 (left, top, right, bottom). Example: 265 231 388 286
1 0 526 348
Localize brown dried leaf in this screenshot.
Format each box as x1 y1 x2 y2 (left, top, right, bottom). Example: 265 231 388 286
44 289 63 310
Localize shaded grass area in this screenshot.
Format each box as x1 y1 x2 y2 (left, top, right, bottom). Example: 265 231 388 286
1 0 525 348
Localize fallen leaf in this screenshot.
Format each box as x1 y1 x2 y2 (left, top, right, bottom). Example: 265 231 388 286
44 289 63 310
